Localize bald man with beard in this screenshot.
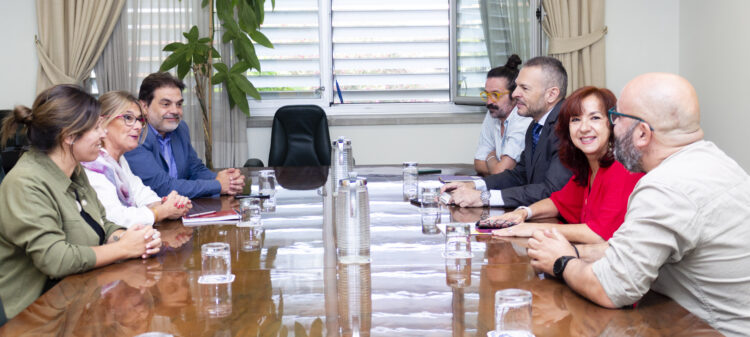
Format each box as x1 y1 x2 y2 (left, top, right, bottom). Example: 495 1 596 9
526 73 750 336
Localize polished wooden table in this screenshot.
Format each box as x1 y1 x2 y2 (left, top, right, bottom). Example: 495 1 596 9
0 165 721 336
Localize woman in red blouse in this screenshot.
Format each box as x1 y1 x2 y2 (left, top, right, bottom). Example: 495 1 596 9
489 86 644 243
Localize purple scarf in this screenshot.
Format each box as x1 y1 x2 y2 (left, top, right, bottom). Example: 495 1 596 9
82 149 135 206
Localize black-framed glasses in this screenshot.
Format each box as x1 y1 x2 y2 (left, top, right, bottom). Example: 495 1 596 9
607 107 654 131
115 113 147 128
479 90 510 102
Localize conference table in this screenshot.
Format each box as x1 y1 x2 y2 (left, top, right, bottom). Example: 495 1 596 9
0 165 721 336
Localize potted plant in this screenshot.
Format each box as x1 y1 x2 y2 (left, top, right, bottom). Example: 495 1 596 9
159 0 274 168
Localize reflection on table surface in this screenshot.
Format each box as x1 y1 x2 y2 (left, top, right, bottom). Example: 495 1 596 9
0 165 721 336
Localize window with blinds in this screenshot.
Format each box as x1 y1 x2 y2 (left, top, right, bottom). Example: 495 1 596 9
249 0 322 100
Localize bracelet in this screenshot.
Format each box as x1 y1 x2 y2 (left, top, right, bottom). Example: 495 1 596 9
150 207 159 222
572 244 580 258
515 205 532 220
486 155 497 162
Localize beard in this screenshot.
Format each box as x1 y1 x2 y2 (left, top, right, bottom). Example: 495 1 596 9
614 122 645 173
487 103 511 119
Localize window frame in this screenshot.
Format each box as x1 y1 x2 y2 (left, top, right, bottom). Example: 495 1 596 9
246 0 543 117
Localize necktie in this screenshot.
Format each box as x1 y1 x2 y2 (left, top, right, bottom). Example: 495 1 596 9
531 123 543 155
157 135 178 178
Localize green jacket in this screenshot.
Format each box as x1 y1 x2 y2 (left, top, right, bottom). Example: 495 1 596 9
0 149 123 319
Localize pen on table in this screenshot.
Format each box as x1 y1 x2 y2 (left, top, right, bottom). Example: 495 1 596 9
418 169 442 175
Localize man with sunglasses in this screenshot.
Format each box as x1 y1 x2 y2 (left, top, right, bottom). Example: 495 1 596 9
473 55 532 176
527 73 750 336
445 56 572 208
125 72 245 198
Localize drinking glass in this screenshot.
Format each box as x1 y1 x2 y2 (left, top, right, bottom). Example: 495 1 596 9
238 226 264 251
421 212 441 234
488 289 534 337
420 184 440 217
259 170 277 197
443 223 473 259
402 162 418 200
200 282 233 318
198 242 234 284
445 258 472 288
238 197 261 227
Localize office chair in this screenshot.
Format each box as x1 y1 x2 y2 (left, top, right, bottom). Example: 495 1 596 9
1 295 6 326
268 105 331 167
0 109 29 175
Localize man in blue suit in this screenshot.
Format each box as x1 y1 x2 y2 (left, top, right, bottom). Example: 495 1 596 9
125 72 245 198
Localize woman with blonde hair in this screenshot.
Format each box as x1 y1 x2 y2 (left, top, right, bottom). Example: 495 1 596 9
82 91 191 228
0 85 162 319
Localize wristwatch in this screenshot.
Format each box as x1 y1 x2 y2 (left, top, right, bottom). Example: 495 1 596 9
553 256 577 279
480 191 490 206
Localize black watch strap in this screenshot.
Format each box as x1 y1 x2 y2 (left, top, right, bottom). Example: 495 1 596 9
553 255 577 279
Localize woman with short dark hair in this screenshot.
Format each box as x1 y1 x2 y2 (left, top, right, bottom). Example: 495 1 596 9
0 85 162 319
488 86 644 243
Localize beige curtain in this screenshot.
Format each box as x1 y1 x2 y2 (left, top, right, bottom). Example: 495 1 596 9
35 0 126 93
542 0 607 96
93 7 129 93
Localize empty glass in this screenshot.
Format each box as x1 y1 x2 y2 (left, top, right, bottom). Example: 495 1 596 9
445 258 472 288
238 197 261 227
444 223 473 259
488 289 534 337
198 242 234 284
200 282 233 318
402 162 418 200
420 184 441 219
259 170 277 197
421 212 441 234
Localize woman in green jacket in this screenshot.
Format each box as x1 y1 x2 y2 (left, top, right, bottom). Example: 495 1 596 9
0 85 162 319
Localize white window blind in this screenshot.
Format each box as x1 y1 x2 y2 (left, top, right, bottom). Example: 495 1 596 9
249 0 322 100
331 0 450 104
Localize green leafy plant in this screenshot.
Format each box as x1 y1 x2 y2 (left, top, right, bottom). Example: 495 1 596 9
159 0 274 168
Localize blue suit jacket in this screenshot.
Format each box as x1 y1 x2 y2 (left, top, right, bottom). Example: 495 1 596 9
125 122 220 198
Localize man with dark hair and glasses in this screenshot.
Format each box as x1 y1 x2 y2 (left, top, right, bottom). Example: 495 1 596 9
473 54 532 176
527 73 750 336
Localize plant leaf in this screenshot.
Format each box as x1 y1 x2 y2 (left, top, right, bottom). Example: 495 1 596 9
229 61 250 74
160 51 183 71
231 73 261 100
213 62 230 74
197 37 211 44
201 0 210 7
212 72 227 85
249 30 273 48
226 77 250 115
211 47 222 58
177 59 191 79
255 0 265 24
187 25 199 41
235 34 260 70
221 30 235 44
238 0 258 33
163 42 184 52
216 0 233 22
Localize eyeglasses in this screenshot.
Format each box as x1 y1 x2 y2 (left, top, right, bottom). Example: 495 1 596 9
607 107 654 131
115 113 147 128
480 90 510 102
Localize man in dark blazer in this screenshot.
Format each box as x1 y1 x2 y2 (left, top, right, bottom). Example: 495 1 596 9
444 57 572 208
125 72 245 198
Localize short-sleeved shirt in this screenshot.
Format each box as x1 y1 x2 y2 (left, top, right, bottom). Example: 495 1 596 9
592 140 750 336
550 160 644 240
474 107 532 163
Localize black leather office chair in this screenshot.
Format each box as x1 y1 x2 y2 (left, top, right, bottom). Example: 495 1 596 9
268 105 331 167
1 295 7 327
0 109 29 175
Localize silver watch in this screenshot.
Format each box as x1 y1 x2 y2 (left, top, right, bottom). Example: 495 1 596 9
480 191 490 206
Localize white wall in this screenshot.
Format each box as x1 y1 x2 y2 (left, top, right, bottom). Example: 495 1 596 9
679 0 750 169
0 1 37 108
604 0 680 96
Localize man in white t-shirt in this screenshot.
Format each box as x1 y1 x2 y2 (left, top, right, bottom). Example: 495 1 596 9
474 55 532 176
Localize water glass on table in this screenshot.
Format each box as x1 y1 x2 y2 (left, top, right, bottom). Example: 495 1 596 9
198 242 235 284
443 223 473 259
488 288 534 337
238 197 261 227
402 162 418 200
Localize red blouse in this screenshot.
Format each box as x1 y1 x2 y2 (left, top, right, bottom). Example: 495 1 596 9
550 161 644 240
